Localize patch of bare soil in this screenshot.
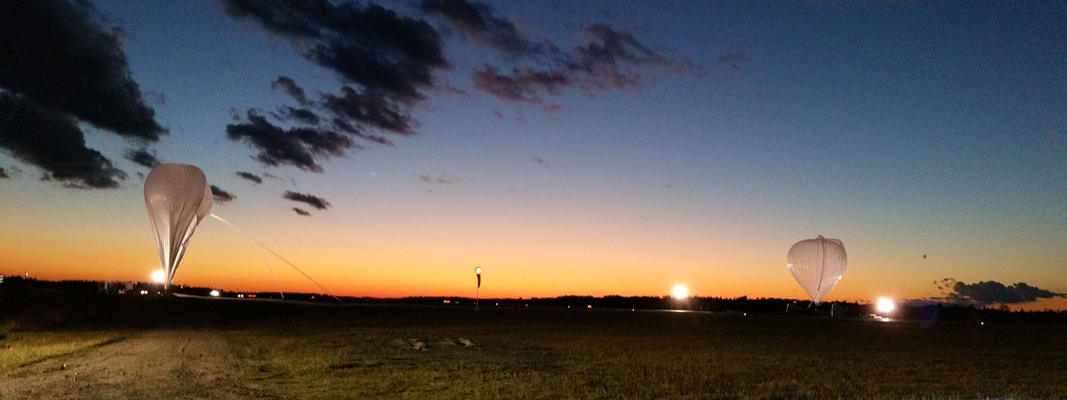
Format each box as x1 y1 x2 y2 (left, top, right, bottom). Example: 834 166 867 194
1 330 279 400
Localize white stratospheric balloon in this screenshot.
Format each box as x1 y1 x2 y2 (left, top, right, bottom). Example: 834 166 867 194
786 235 847 305
144 164 213 290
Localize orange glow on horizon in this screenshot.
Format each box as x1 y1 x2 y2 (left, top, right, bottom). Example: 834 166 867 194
1 183 1063 308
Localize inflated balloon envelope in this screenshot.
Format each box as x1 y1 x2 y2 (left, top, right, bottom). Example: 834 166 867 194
787 235 847 305
144 163 213 290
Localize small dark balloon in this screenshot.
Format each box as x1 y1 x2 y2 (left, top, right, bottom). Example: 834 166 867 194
923 254 927 259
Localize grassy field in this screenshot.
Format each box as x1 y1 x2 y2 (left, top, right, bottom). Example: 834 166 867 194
3 296 1067 399
224 305 1067 399
0 331 126 372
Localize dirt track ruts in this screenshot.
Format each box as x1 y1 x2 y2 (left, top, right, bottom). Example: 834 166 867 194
1 330 278 400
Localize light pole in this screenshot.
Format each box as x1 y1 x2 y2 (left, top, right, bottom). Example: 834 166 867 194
475 267 482 311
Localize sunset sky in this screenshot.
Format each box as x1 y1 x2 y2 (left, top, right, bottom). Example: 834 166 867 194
1 0 1065 310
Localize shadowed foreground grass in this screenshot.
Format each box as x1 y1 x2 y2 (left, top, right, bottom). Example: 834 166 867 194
224 306 1067 400
0 331 126 372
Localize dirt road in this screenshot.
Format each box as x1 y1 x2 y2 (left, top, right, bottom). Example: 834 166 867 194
1 330 277 400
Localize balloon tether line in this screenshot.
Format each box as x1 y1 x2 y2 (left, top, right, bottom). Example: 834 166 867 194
210 214 285 300
210 214 342 303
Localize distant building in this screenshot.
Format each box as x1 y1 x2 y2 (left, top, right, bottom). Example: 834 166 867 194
99 281 135 294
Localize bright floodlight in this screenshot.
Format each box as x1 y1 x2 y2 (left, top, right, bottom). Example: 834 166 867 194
876 298 895 313
210 290 220 297
475 267 481 274
151 270 165 283
673 285 689 299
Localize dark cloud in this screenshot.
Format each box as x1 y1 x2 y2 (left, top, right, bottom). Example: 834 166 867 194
283 190 331 210
220 0 705 173
233 77 409 172
292 207 312 216
941 278 1066 306
469 24 704 104
717 51 750 71
0 0 167 189
262 172 286 183
419 175 462 184
491 109 505 119
226 111 354 173
0 93 127 188
210 184 237 203
271 76 308 104
531 157 548 166
220 0 450 103
567 24 704 88
421 0 552 58
262 172 299 187
235 171 263 184
0 167 8 179
274 105 321 125
124 147 161 169
359 134 394 147
471 66 571 103
0 0 165 139
321 86 416 135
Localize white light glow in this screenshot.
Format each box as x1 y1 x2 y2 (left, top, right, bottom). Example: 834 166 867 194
475 267 481 275
210 290 220 297
151 270 165 283
876 298 895 313
672 285 689 299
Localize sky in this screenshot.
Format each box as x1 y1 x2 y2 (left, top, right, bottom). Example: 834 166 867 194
1 0 1065 310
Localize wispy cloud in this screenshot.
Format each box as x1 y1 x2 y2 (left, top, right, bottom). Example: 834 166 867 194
124 147 162 169
226 110 354 173
220 0 449 104
292 207 312 216
283 190 331 210
717 51 750 71
220 0 705 175
419 174 464 185
272 105 321 126
422 0 554 59
271 76 308 105
425 0 707 108
235 171 263 184
210 184 237 203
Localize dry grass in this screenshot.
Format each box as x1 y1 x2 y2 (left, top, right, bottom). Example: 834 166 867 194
0 331 126 372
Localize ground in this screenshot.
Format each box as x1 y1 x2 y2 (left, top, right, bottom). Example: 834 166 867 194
2 297 1066 399
1 329 275 400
